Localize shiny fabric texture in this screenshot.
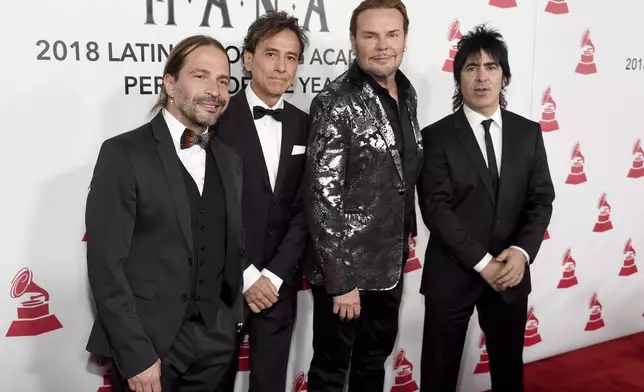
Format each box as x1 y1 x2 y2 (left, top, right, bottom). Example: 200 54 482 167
304 62 423 294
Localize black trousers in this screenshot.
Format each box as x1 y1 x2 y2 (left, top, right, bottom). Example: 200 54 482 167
216 286 298 392
420 284 528 392
109 304 237 392
307 276 404 392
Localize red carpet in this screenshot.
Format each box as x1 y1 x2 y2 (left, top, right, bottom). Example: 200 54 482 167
523 332 644 391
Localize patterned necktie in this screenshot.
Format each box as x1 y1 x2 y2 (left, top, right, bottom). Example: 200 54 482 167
253 106 283 121
481 119 499 197
180 129 212 150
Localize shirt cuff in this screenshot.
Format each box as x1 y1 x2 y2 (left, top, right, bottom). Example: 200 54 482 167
242 264 262 293
261 268 283 292
510 245 530 263
473 253 494 273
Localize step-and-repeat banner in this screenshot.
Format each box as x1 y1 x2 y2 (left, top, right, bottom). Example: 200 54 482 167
1 0 643 391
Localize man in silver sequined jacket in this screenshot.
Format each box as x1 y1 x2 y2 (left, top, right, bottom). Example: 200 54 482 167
302 1 423 390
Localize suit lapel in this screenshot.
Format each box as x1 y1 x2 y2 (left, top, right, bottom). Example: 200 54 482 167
405 91 424 162
151 113 193 255
454 108 496 205
235 92 272 192
273 103 296 199
210 138 243 310
498 110 520 207
210 138 242 242
357 82 404 182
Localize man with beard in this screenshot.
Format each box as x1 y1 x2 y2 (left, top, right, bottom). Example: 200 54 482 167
215 10 310 392
85 35 245 392
304 1 423 391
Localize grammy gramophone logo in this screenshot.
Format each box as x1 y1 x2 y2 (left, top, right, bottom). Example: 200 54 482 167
291 370 308 392
545 0 569 14
404 237 422 273
299 273 311 291
237 334 250 372
442 19 463 73
96 356 114 392
575 29 597 75
5 267 63 337
539 86 559 132
489 0 516 8
390 348 419 392
628 139 644 179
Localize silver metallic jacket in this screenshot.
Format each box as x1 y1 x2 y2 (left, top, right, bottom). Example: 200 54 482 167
304 63 423 294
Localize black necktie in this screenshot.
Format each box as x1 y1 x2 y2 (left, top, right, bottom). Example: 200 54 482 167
180 129 212 150
253 106 283 122
481 119 499 197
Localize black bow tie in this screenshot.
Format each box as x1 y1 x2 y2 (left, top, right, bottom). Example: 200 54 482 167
253 106 283 121
180 129 212 150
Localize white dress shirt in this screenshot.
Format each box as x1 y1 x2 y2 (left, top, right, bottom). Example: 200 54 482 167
462 104 530 272
163 109 208 194
242 83 285 293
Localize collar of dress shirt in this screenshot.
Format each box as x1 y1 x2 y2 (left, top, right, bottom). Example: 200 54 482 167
463 104 502 129
162 108 209 149
245 81 284 114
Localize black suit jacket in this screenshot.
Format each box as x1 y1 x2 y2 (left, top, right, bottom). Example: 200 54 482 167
418 107 555 304
216 90 309 290
85 112 245 378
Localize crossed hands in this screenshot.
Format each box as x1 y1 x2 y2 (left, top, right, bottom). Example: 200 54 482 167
244 276 279 313
480 248 526 292
128 359 162 392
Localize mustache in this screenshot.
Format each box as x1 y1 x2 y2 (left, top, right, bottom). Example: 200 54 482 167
194 96 226 106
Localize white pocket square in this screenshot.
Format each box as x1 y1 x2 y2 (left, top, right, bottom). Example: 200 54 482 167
291 145 306 155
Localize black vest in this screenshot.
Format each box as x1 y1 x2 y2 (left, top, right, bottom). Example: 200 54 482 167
179 149 227 320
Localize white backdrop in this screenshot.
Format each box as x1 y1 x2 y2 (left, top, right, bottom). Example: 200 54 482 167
1 1 644 391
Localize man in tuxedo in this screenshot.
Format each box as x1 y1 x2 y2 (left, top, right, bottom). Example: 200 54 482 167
417 25 555 392
304 1 423 391
215 11 310 392
85 35 245 392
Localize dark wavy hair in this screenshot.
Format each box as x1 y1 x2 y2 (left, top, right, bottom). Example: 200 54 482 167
242 10 309 74
452 24 512 112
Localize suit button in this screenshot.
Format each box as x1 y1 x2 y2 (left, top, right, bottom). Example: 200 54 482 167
200 261 205 266
201 226 206 231
196 296 201 301
268 228 273 234
200 209 205 214
201 245 206 251
240 249 245 256
199 279 204 284
399 189 405 195
271 203 277 209
180 294 187 302
187 258 193 266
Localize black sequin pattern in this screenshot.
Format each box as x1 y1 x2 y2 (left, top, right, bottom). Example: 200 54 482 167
304 65 423 294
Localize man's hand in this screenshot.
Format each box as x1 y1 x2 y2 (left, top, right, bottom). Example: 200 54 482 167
243 276 279 313
333 288 360 321
480 260 506 292
128 358 162 392
494 248 527 289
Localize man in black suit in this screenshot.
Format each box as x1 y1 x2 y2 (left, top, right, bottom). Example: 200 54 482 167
85 35 244 392
215 11 310 392
418 25 555 392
